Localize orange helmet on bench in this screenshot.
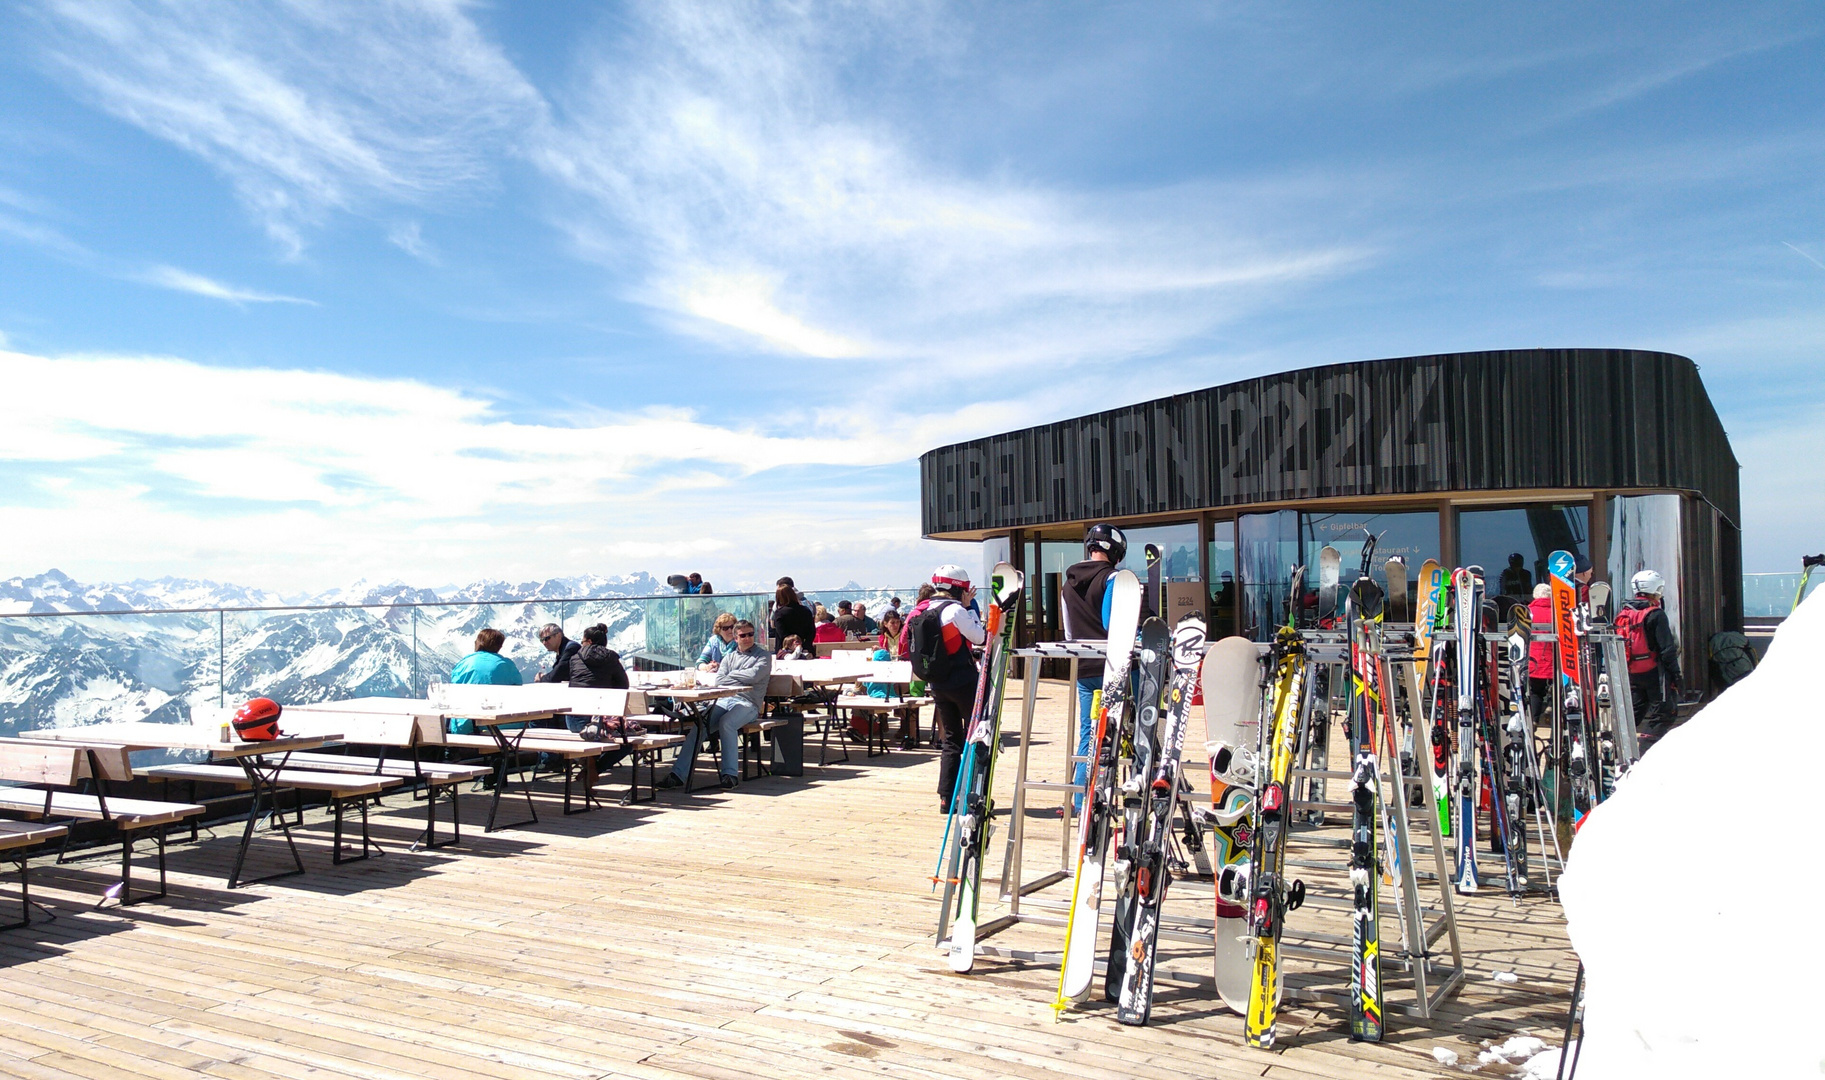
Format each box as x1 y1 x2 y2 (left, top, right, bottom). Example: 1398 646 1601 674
232 697 283 740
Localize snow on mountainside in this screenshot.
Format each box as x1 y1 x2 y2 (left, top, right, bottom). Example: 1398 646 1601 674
0 568 902 736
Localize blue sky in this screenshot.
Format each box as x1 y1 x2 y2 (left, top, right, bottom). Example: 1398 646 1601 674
0 1 1820 592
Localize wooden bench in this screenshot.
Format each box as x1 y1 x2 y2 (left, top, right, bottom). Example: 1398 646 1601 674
831 695 935 758
137 764 405 864
440 727 687 810
0 738 204 906
0 820 68 930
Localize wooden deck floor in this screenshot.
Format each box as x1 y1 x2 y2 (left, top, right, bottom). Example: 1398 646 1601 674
0 682 1577 1079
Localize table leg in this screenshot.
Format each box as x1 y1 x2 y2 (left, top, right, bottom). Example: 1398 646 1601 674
228 755 305 889
483 725 538 832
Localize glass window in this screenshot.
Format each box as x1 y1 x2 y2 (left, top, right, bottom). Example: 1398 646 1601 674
1607 494 1681 646
1299 510 1438 603
1239 510 1299 640
1116 523 1200 582
1209 519 1237 635
1458 503 1589 601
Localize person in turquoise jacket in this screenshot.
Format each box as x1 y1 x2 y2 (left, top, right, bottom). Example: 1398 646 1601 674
447 627 522 734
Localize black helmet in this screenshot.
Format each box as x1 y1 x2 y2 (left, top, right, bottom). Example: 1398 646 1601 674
1085 523 1128 563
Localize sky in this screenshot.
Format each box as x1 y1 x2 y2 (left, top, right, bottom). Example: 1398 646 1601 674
0 1 1820 593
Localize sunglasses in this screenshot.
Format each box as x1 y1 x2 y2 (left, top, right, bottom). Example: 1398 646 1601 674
735 631 755 639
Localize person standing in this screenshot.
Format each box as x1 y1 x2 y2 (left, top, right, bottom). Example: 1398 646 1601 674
899 585 936 661
1616 569 1682 749
910 565 985 813
659 620 772 791
1062 523 1127 799
1499 553 1534 599
1527 583 1555 725
447 628 522 735
770 585 814 653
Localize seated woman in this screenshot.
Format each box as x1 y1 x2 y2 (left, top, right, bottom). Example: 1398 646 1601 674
447 627 522 735
876 610 906 656
699 612 737 669
812 609 848 644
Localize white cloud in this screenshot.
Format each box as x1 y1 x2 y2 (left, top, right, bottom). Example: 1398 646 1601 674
386 221 436 262
535 1 1365 370
0 347 968 590
142 266 315 305
32 0 544 253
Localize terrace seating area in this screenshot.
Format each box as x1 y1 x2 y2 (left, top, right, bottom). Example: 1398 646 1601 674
0 677 1576 1079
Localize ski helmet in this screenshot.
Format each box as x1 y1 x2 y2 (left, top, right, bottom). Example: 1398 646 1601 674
931 564 972 592
1630 569 1666 597
232 697 283 741
1084 523 1127 563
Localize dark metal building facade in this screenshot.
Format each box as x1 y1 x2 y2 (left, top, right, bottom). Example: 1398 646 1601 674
921 349 1741 690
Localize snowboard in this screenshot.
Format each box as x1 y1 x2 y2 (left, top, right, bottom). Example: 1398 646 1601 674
941 562 1025 971
1203 634 1262 1015
1053 570 1143 1010
1106 616 1172 1002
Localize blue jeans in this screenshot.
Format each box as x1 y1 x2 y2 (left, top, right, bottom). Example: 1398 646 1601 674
1074 675 1099 809
671 698 757 781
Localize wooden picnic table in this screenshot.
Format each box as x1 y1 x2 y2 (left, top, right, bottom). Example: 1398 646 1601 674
24 724 343 888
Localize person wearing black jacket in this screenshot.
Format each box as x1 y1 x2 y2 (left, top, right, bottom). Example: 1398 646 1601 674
1062 523 1127 802
536 624 581 683
770 584 815 651
567 624 629 689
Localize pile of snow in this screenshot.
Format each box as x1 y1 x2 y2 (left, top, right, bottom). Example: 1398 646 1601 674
1521 1043 1572 1079
1480 1035 1547 1069
1559 586 1825 1078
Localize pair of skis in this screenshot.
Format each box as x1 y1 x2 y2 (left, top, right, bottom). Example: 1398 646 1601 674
937 562 1025 971
1345 535 1386 1043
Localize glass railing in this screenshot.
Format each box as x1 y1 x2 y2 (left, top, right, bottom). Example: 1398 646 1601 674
1743 572 1820 619
0 587 914 735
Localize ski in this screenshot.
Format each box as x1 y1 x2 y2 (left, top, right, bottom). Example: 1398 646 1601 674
1244 573 1310 1051
1416 560 1451 837
1306 545 1341 825
1115 614 1206 1025
1204 633 1264 1015
1453 567 1481 894
1053 570 1143 1011
1106 616 1172 1001
1547 551 1593 820
942 563 1025 971
1145 543 1163 619
1501 603 1534 893
1347 538 1384 1042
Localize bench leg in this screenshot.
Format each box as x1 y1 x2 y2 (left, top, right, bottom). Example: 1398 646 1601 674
622 749 658 806
562 757 604 816
114 827 170 907
414 782 462 851
331 797 385 865
1 852 54 931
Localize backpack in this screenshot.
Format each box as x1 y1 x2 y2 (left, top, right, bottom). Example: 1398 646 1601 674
910 599 956 683
1707 631 1757 688
1613 603 1660 674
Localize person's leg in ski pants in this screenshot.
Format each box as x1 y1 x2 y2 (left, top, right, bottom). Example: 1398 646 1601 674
1072 675 1099 811
932 685 972 811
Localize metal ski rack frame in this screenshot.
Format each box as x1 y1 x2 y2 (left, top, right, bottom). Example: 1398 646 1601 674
1280 632 1467 1021
955 640 1114 958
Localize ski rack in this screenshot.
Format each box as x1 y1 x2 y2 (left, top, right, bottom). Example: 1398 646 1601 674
1280 629 1467 1021
951 640 1110 958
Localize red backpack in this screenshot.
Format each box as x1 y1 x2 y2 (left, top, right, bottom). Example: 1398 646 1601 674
1614 603 1658 674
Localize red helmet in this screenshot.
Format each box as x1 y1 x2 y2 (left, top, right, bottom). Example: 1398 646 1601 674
232 697 283 740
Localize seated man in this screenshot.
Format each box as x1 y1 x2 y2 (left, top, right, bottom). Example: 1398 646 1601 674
447 627 522 735
659 620 773 791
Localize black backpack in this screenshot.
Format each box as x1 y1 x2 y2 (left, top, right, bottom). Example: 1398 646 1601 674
1708 631 1757 688
910 600 956 683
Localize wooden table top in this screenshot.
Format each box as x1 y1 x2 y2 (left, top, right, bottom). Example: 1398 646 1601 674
635 685 745 701
22 724 341 758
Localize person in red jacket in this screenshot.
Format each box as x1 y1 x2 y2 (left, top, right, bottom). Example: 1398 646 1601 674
1527 583 1555 725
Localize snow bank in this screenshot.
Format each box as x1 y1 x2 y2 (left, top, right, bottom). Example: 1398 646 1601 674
1558 587 1825 1078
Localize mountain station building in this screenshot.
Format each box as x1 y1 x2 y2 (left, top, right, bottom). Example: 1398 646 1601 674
919 348 1741 694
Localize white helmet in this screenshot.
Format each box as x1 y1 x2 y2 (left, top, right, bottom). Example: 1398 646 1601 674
1630 569 1666 597
932 564 972 592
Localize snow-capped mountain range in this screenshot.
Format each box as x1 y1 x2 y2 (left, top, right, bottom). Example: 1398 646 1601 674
0 569 899 736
